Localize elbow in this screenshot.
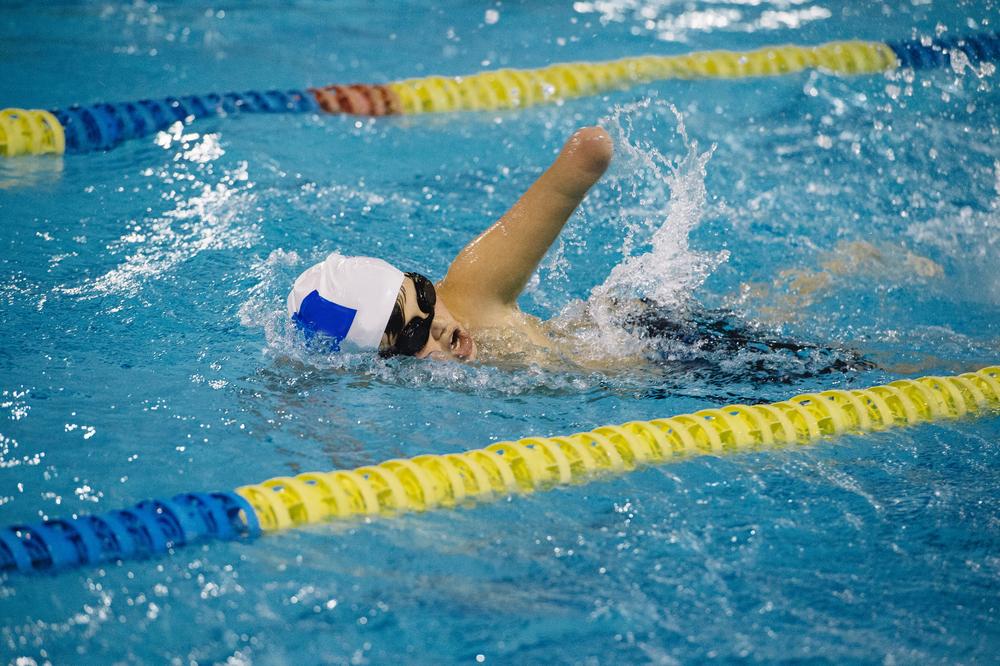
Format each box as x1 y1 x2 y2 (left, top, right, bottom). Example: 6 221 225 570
547 126 614 200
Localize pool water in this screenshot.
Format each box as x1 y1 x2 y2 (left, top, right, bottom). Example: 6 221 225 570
2 1 999 662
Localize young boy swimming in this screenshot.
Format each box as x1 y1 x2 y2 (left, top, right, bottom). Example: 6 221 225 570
287 125 871 378
288 126 614 362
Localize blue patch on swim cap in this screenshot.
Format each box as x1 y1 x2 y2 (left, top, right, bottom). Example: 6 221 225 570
293 290 357 347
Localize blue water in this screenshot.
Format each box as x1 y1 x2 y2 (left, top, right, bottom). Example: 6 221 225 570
2 0 999 662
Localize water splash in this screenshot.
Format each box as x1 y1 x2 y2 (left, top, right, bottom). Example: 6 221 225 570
598 100 728 308
237 248 302 350
57 129 257 299
553 100 729 358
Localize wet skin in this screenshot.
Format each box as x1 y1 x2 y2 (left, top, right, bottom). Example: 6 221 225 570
398 126 614 362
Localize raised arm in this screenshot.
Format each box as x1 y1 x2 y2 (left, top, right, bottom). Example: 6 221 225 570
438 126 612 317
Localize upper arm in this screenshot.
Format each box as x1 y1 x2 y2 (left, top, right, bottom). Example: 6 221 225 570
438 126 612 316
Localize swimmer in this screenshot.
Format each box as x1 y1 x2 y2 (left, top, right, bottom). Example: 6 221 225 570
288 126 871 377
288 126 614 363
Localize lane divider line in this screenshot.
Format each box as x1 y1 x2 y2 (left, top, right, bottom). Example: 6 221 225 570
1 366 997 576
2 33 997 156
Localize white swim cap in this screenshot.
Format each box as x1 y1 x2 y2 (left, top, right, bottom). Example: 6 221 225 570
287 253 405 351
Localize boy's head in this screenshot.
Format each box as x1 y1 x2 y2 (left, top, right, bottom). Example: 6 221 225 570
288 253 475 360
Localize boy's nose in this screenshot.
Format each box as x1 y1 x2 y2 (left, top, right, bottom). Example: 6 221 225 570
430 317 449 340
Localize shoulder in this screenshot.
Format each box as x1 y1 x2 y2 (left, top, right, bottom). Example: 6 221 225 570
437 280 514 328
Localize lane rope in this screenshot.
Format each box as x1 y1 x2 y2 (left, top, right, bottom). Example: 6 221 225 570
2 33 997 156
1 366 997 575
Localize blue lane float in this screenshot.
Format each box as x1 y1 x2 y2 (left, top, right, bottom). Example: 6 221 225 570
887 32 1000 70
0 492 259 574
52 89 319 153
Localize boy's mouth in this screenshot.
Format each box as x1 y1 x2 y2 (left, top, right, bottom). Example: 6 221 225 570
451 327 476 359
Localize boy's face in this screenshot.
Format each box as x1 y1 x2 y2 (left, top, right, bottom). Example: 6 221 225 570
414 296 476 361
380 277 476 361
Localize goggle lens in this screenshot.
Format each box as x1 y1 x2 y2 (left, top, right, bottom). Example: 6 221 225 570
382 273 436 357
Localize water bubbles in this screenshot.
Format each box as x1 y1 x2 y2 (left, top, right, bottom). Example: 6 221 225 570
949 47 973 75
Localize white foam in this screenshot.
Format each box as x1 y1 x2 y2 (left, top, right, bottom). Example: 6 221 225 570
553 100 729 358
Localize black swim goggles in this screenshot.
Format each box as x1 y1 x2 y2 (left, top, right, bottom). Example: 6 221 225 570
381 272 436 357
